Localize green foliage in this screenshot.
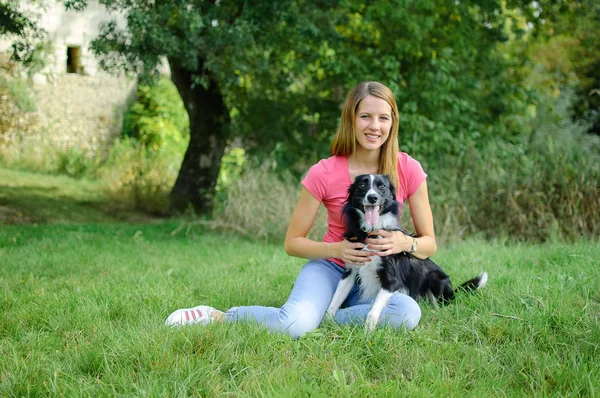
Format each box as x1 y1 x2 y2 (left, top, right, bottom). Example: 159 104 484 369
231 0 544 170
64 0 599 214
98 137 183 214
72 1 531 170
214 147 246 204
122 77 189 153
56 147 98 179
1 0 48 68
0 73 36 112
529 0 600 134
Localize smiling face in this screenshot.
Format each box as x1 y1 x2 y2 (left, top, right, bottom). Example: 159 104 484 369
354 95 393 153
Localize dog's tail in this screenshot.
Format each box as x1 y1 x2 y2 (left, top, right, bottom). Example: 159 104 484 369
435 272 488 305
456 272 488 294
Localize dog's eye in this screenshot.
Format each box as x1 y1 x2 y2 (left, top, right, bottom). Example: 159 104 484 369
378 183 387 190
358 183 366 189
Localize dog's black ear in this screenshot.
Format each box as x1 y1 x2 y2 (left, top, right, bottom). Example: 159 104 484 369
347 178 357 199
384 175 397 200
347 174 367 204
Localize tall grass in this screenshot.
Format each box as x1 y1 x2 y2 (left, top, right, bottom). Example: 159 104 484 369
430 92 600 243
432 141 600 243
210 164 327 242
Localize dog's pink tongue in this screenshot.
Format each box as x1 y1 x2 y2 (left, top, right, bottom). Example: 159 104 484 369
365 206 380 226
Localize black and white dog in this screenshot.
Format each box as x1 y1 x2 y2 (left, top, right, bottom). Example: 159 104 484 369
326 174 487 331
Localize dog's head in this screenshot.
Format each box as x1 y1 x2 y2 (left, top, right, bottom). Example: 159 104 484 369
347 174 397 228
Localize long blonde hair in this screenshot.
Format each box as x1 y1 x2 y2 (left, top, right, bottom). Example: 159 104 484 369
330 81 400 188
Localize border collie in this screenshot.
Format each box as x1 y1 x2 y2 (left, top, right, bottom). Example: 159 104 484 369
326 174 487 331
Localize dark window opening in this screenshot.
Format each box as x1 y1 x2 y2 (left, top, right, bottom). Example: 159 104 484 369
66 46 82 74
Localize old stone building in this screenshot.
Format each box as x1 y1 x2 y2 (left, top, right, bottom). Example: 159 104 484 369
0 1 136 154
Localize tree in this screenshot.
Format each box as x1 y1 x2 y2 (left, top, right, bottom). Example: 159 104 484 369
65 0 551 214
64 0 337 214
0 0 47 67
547 0 600 135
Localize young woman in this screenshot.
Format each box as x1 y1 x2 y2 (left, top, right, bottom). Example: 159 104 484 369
165 81 437 338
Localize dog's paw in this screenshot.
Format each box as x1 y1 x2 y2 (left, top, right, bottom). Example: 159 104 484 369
325 307 337 318
364 315 378 332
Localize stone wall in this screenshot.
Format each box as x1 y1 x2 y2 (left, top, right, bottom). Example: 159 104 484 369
32 73 136 154
1 72 135 156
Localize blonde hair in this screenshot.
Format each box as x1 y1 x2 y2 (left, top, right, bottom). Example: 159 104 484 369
330 81 400 188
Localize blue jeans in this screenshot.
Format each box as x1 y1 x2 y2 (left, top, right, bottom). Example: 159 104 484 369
224 258 421 338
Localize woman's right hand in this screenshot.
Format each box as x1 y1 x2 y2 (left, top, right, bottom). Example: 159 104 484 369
336 240 373 265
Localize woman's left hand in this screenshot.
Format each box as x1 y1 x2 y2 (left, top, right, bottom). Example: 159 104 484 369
364 230 412 256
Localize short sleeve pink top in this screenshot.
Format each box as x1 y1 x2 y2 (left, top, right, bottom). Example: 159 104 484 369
302 152 427 266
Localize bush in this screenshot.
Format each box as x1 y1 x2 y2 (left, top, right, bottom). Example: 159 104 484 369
56 147 99 179
0 73 36 112
98 138 183 215
93 77 190 213
122 77 189 153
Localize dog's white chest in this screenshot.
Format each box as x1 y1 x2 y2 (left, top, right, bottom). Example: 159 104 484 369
356 256 383 299
375 213 400 230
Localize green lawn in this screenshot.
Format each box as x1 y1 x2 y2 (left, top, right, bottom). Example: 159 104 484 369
1 168 599 396
0 167 155 224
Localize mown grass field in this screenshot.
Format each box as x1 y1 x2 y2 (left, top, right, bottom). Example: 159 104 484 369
1 167 599 396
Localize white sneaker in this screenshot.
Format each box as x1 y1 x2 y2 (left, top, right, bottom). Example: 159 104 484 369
165 305 218 327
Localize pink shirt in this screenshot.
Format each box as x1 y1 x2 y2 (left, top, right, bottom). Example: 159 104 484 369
302 152 427 266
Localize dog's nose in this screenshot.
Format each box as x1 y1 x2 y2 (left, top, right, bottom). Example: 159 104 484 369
367 194 378 204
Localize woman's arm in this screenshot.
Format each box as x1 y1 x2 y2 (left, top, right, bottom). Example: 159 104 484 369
365 180 437 259
284 187 373 264
405 180 437 259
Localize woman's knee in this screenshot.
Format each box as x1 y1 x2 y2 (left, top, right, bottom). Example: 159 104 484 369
279 301 324 339
384 294 421 330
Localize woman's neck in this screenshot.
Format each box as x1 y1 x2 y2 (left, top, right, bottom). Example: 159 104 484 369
348 148 380 176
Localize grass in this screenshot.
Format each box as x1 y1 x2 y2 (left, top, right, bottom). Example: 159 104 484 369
1 167 599 396
0 167 157 224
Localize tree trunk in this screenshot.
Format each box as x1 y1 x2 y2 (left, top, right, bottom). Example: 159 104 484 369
168 58 229 214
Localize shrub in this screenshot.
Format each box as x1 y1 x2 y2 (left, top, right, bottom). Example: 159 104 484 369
98 138 183 215
56 147 99 179
93 77 190 213
122 77 189 153
0 73 36 112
